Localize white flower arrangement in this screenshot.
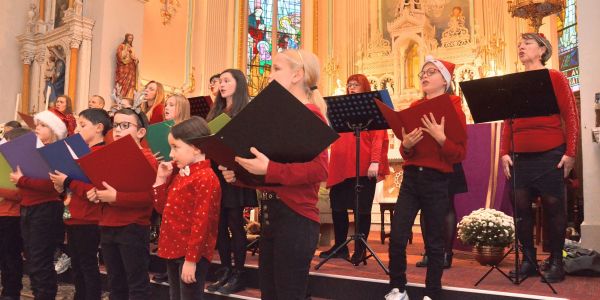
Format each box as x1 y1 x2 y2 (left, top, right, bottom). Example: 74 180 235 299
457 208 515 247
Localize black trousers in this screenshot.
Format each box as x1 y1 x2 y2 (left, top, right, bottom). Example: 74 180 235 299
216 206 247 270
166 257 210 300
20 201 63 300
0 216 23 299
389 167 449 299
67 224 101 300
259 199 319 300
100 224 150 300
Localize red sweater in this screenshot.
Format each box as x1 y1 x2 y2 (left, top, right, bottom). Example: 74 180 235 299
327 129 390 187
148 104 165 125
0 188 20 217
500 69 579 157
400 95 467 173
64 143 104 225
16 176 61 207
153 160 221 262
240 104 328 223
99 147 158 227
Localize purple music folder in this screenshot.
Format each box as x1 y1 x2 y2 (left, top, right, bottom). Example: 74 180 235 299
0 132 51 179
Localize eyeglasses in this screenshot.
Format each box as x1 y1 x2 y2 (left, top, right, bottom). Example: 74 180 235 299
346 82 361 88
418 68 440 79
113 122 138 130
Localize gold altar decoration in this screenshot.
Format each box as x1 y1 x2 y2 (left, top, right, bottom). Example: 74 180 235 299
160 0 180 25
507 0 565 32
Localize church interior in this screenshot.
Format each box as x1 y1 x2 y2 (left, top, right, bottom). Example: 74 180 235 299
1 0 600 299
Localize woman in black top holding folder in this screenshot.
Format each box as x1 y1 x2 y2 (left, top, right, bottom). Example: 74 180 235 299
219 49 329 300
206 69 258 295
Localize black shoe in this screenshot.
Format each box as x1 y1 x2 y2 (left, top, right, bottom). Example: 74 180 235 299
509 247 538 278
152 272 168 284
218 269 245 294
319 245 349 259
444 252 453 269
350 245 367 265
416 254 428 268
541 254 565 283
207 267 232 292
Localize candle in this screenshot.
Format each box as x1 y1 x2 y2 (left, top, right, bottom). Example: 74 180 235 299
15 93 21 120
45 86 51 110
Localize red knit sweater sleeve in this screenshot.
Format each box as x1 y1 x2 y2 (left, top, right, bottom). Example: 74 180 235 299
500 121 510 157
265 150 328 186
185 171 221 262
152 183 168 214
0 188 20 202
443 95 467 163
550 69 579 157
16 177 56 193
369 130 386 163
69 180 95 200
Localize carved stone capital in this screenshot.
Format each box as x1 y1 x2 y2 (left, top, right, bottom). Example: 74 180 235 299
21 52 35 64
70 38 82 49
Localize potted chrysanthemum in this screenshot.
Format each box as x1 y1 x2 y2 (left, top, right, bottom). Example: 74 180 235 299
457 208 515 265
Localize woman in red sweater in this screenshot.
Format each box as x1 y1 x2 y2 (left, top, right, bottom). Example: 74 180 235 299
501 33 579 283
143 80 166 124
321 74 389 263
219 49 328 300
153 117 221 300
386 57 467 300
52 94 77 135
9 110 68 300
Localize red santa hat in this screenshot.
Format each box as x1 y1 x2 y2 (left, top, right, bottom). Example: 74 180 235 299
34 110 68 140
424 55 455 91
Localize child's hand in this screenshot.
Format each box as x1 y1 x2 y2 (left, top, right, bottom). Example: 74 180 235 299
9 166 23 184
401 128 423 150
218 165 237 183
421 113 446 146
235 147 269 175
87 188 99 203
153 152 165 162
181 261 197 284
156 162 174 181
54 182 65 194
96 182 117 203
49 170 68 188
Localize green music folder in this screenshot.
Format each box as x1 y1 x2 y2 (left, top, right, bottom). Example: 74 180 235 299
0 153 16 190
146 120 175 161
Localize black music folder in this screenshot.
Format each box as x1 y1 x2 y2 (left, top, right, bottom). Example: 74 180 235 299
190 80 340 186
459 69 559 123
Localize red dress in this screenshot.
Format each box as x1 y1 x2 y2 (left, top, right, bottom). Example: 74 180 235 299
148 104 165 125
153 160 221 262
500 69 579 157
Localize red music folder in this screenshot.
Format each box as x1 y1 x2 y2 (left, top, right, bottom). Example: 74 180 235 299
375 94 467 151
76 135 156 192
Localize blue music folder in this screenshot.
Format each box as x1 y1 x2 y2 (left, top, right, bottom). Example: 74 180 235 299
38 134 91 183
0 132 51 179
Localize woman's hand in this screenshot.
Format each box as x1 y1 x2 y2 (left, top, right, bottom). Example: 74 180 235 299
401 128 423 150
218 165 237 183
421 113 446 146
557 155 575 178
96 182 117 203
501 155 513 179
367 162 379 178
235 147 270 175
181 261 197 284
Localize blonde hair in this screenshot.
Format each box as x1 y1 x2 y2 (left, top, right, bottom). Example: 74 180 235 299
166 94 191 124
278 49 326 116
143 81 166 120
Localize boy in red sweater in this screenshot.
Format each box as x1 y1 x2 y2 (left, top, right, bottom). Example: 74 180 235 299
153 117 221 300
50 108 113 300
385 57 467 300
87 108 158 300
10 110 68 300
0 127 30 300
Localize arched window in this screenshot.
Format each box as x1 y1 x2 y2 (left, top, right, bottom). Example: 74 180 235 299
247 0 302 96
557 0 579 91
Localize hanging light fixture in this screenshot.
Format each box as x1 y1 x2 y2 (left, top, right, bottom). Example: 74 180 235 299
507 0 564 32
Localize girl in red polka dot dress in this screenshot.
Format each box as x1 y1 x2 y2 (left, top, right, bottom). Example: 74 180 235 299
153 116 221 300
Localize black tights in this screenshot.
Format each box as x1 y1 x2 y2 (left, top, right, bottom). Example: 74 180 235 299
331 210 372 248
420 195 456 254
514 189 566 255
216 207 247 270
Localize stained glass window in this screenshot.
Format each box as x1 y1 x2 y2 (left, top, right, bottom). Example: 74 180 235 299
557 0 579 90
247 0 302 97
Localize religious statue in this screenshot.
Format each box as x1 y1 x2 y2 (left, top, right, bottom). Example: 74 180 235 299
44 47 66 107
334 79 345 96
115 33 139 98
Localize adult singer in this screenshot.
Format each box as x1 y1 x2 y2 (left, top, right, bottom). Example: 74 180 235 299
502 32 579 283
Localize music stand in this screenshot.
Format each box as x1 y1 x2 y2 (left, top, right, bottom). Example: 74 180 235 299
314 90 394 274
460 69 559 294
188 96 212 119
